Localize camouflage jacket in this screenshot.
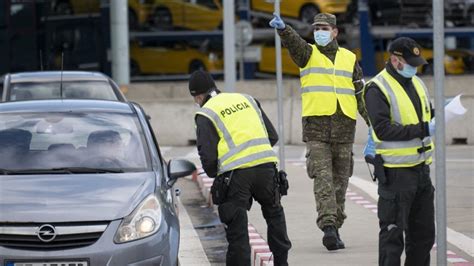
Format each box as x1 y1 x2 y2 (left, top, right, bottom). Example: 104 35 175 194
278 25 370 143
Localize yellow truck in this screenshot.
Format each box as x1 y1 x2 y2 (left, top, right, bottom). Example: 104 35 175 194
130 42 223 75
51 0 153 29
251 0 351 24
151 0 223 30
258 45 299 76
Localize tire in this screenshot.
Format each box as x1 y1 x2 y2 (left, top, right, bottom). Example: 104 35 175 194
130 60 141 76
129 9 139 30
299 4 320 25
55 1 73 15
422 60 447 75
189 60 206 74
422 60 434 75
153 8 173 30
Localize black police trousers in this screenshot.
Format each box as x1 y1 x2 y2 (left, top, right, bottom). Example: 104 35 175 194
377 163 435 266
217 164 292 266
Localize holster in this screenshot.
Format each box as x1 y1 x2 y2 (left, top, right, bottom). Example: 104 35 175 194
273 169 289 206
365 154 387 185
278 170 289 196
210 171 233 205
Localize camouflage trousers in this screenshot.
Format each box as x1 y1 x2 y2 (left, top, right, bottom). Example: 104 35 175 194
306 141 353 230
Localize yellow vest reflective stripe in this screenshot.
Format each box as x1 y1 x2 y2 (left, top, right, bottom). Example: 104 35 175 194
196 93 278 174
367 70 434 168
299 46 357 119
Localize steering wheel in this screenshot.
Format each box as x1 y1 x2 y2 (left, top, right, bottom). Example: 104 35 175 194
81 156 124 168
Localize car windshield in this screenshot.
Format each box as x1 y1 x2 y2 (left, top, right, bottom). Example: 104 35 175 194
0 111 151 173
9 81 118 101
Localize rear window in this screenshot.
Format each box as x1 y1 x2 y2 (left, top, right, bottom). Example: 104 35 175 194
9 81 118 101
0 111 151 172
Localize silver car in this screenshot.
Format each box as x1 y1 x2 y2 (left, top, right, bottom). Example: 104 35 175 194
0 99 196 265
1 71 127 102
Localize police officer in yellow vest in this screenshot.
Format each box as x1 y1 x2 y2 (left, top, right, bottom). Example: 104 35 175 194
363 37 435 266
189 70 292 266
270 13 370 250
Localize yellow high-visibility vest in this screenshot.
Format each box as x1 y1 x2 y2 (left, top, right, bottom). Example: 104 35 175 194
196 93 278 175
299 45 357 119
366 69 434 168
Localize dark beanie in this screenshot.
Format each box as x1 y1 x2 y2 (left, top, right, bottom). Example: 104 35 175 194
189 70 216 96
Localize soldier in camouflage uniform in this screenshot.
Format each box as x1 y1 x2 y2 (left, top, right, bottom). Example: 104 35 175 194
270 13 370 250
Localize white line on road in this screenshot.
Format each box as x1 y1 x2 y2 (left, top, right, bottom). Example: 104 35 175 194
350 175 474 258
177 197 210 265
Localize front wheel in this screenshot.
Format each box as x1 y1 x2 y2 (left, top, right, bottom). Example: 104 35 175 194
129 9 139 30
300 4 320 25
130 60 140 76
55 1 73 15
153 8 173 30
189 60 206 74
422 60 434 75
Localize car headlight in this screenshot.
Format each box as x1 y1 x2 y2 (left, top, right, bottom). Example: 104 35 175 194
445 55 455 63
209 52 218 62
114 194 162 243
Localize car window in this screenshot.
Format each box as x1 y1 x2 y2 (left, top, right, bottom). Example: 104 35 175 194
9 81 118 101
0 112 151 172
194 0 218 9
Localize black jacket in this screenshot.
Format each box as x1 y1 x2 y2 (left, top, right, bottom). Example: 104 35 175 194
364 62 434 141
195 94 278 177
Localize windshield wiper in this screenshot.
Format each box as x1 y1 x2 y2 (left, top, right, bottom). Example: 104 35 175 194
52 167 125 174
53 167 124 174
0 168 13 175
1 167 124 175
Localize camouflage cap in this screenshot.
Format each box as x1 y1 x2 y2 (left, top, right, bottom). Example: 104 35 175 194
312 13 337 26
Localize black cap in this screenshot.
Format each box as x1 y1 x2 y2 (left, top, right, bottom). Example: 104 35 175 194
189 70 216 96
388 37 428 67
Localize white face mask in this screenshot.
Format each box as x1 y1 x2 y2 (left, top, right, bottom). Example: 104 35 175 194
314 30 332 47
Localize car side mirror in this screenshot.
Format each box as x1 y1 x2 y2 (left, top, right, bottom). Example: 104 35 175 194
167 159 196 188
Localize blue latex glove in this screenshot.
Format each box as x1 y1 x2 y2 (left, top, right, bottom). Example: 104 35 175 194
429 119 435 136
269 13 285 30
363 127 376 158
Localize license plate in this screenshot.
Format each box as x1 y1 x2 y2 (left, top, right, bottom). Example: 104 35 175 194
7 262 88 266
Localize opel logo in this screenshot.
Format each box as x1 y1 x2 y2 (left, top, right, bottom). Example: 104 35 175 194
36 224 57 242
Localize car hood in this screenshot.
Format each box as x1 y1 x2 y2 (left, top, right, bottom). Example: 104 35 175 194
0 172 157 223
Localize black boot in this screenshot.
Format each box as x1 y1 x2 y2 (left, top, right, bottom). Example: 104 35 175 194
336 229 345 249
322 226 338 251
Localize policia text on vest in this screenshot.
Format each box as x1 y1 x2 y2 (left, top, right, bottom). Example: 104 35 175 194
220 102 251 118
196 93 279 175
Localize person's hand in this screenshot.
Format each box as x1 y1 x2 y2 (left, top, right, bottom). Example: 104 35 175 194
364 127 376 158
269 13 285 30
429 119 435 136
